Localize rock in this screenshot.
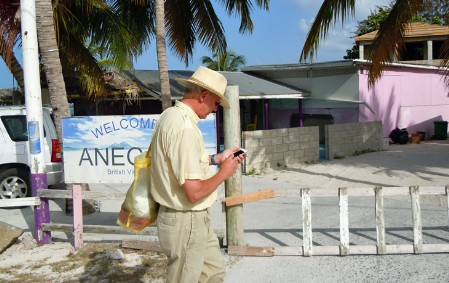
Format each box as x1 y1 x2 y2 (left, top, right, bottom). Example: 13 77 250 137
19 233 38 250
0 221 23 254
105 248 125 260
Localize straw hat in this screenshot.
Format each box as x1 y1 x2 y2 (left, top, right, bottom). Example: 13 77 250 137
176 66 230 109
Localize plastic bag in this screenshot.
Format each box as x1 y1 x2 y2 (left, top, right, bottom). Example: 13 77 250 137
389 128 409 144
117 146 159 233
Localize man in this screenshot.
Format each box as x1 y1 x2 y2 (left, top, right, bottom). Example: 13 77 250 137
150 66 246 282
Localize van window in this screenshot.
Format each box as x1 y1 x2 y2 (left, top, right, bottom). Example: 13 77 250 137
1 115 46 142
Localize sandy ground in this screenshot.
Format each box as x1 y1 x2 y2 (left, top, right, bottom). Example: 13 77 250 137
1 140 449 282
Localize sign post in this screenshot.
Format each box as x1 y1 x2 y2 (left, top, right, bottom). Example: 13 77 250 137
20 0 51 244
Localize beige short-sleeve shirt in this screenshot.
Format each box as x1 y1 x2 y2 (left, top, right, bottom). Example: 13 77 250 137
149 101 215 211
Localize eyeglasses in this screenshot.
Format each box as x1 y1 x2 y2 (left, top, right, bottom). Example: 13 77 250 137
203 89 221 107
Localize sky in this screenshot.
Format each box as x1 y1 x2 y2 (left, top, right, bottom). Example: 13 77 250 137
0 0 391 89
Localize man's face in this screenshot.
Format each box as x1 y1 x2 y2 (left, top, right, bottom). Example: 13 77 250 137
199 90 221 118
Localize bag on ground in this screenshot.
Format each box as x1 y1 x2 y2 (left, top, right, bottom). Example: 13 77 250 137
117 146 159 233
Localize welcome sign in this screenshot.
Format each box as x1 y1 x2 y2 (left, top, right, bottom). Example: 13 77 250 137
62 114 217 183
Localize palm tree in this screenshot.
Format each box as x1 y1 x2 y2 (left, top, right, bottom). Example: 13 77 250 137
155 0 171 110
299 0 449 86
2 0 269 112
201 51 246 71
153 0 269 110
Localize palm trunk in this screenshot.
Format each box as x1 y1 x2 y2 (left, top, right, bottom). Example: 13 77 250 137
35 0 93 214
155 0 172 111
35 0 70 139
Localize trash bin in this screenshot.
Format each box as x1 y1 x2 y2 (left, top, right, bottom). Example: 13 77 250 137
434 121 448 140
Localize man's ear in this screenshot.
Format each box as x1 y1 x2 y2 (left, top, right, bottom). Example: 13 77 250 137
198 90 207 103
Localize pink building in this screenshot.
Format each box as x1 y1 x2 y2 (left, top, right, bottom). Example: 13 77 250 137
243 59 449 140
359 62 449 137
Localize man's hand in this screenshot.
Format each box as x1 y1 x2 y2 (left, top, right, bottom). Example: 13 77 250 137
217 147 247 164
218 148 246 179
183 148 246 204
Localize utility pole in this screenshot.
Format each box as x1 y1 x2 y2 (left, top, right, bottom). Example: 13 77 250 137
21 0 51 244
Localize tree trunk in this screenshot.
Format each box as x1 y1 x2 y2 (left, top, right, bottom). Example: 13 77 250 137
35 0 70 139
155 0 172 111
35 0 93 214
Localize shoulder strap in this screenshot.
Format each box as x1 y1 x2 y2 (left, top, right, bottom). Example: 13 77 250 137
145 142 152 158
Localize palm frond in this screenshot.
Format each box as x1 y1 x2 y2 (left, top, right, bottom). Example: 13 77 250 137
0 1 21 67
222 0 269 33
165 0 227 65
438 36 449 85
367 0 425 86
300 0 356 62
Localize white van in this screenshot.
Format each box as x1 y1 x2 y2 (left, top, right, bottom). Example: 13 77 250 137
0 106 64 199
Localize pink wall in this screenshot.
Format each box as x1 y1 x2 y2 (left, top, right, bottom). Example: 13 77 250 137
359 66 449 138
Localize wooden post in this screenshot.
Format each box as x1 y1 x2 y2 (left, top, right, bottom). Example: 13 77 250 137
73 184 84 249
223 85 244 246
446 185 449 229
375 186 386 254
301 188 312 256
339 187 349 255
410 186 423 254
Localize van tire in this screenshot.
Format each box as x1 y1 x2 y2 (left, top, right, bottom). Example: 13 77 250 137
0 168 31 199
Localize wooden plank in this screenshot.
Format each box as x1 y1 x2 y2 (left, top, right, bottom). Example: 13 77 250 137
385 244 415 254
349 245 377 255
227 246 274 257
42 223 216 237
37 189 125 200
347 187 375 197
274 189 302 198
83 191 126 200
339 187 349 255
313 246 340 256
38 189 72 199
270 186 446 198
410 186 423 254
230 244 449 257
301 188 313 256
375 186 386 255
0 197 40 208
422 244 449 253
73 184 84 249
121 239 162 252
382 187 410 196
41 223 159 235
274 246 303 256
307 188 338 197
225 189 274 206
419 186 446 195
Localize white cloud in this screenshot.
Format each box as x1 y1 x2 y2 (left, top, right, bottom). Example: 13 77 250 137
298 18 312 34
288 0 321 11
355 0 392 21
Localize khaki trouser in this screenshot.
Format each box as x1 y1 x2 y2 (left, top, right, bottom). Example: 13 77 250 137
157 205 225 283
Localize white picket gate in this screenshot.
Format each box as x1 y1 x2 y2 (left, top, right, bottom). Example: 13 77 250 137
227 185 449 256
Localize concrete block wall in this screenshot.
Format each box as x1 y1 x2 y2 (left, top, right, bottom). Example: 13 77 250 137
325 121 383 160
242 126 320 173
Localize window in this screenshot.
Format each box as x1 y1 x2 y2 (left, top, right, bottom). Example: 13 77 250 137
1 115 46 142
